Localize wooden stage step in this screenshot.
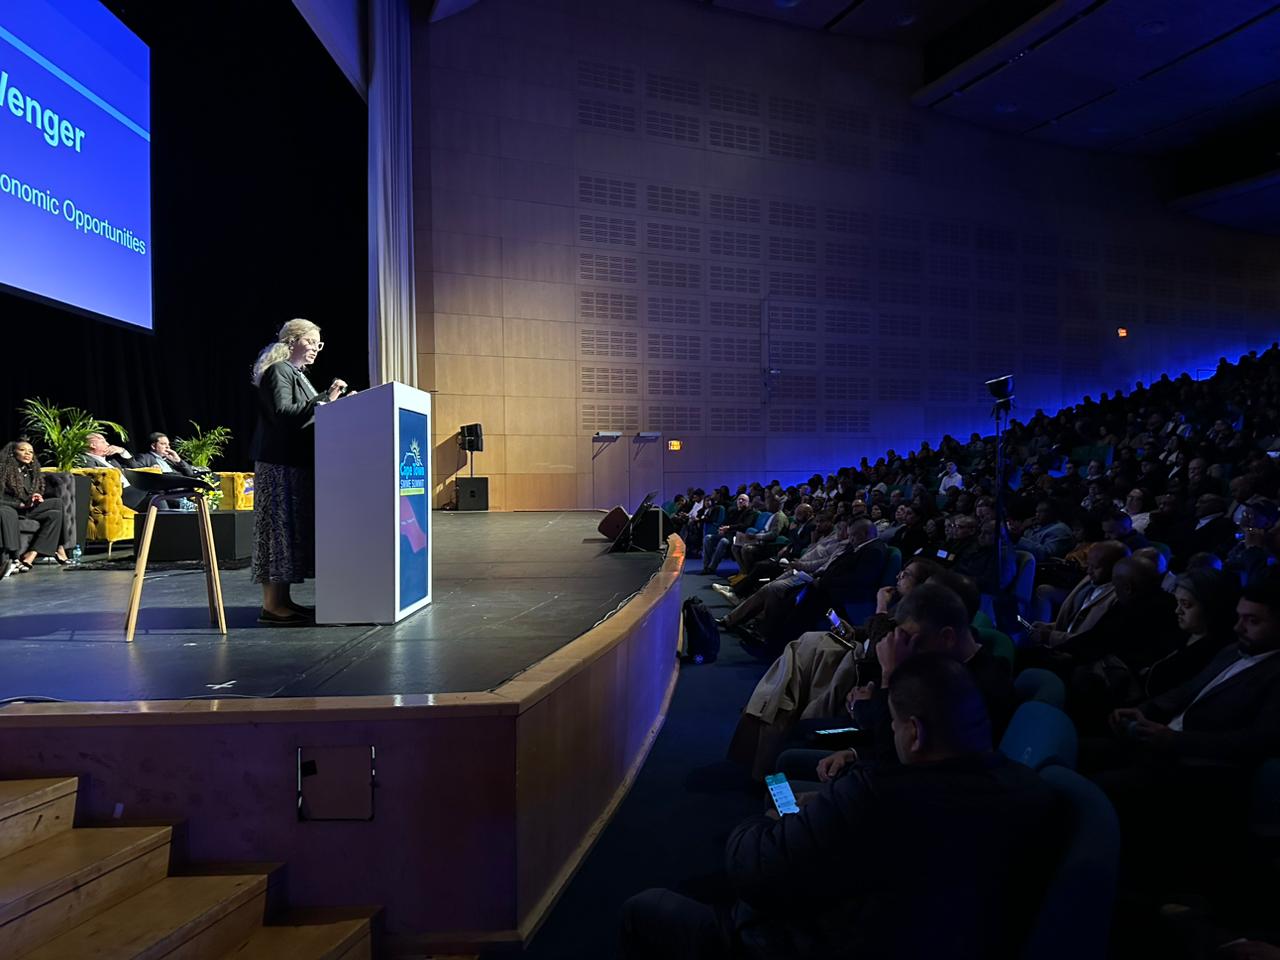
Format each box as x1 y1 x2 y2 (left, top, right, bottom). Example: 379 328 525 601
0 778 379 959
0 824 172 957
219 910 376 960
21 872 269 960
0 777 78 860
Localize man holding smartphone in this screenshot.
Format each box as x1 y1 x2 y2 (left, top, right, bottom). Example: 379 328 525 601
621 655 1059 960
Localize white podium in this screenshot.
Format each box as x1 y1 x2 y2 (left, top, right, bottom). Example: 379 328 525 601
314 381 433 624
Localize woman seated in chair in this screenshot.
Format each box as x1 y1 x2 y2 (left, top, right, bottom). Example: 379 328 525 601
0 439 72 570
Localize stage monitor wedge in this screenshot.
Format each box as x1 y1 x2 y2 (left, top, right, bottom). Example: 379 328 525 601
0 0 152 330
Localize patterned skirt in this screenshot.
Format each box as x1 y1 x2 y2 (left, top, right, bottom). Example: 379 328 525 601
252 461 315 584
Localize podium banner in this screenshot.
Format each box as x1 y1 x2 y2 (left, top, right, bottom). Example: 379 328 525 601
398 408 429 610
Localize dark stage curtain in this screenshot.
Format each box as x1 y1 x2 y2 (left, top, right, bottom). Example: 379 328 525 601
1 1 368 470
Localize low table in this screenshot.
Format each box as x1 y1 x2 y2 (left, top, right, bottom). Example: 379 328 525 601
146 509 254 562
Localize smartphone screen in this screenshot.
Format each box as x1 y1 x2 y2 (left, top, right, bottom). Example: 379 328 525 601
826 608 841 629
1016 615 1033 630
764 773 800 815
815 725 859 735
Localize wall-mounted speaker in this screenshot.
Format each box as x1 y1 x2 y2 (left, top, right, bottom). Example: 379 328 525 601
458 422 484 452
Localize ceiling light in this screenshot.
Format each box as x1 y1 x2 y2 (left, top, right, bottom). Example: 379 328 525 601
774 0 803 8
896 13 918 27
995 102 1018 114
1138 20 1168 36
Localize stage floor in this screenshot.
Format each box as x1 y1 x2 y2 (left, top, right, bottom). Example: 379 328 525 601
0 512 663 704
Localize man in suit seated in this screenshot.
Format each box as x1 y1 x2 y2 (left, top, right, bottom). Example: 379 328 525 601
76 432 147 510
1029 540 1130 647
130 432 202 477
622 654 1060 960
1088 571 1280 889
129 432 210 510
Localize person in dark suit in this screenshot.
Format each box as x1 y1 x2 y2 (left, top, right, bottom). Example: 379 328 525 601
1186 494 1240 560
130 432 201 477
129 433 203 510
622 654 1059 960
1088 573 1280 890
249 319 352 625
76 432 148 511
1109 576 1280 767
810 517 889 615
1139 567 1239 698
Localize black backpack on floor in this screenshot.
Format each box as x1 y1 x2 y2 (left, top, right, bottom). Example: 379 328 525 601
681 596 720 664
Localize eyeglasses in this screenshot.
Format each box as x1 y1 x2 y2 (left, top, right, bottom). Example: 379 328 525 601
299 339 324 351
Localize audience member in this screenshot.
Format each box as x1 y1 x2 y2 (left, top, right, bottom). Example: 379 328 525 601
623 654 1059 960
1141 568 1240 698
1011 501 1074 562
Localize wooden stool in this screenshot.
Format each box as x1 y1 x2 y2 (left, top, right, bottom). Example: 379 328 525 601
121 471 226 642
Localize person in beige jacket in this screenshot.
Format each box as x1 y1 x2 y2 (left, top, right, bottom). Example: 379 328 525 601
1031 540 1131 647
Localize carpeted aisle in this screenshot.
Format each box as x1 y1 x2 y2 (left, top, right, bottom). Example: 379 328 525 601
517 569 771 959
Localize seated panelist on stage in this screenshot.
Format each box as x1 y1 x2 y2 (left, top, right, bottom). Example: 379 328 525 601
0 439 72 572
249 318 353 627
131 432 203 476
130 432 204 511
76 431 148 510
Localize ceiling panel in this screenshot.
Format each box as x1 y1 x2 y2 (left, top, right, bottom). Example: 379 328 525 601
928 0 1278 135
1175 173 1280 236
1126 77 1280 153
709 0 854 31
828 0 990 43
1032 8 1280 151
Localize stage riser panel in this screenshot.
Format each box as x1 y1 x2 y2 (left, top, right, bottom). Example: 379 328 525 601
0 539 685 949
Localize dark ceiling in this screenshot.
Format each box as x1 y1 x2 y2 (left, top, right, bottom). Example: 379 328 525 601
701 0 1280 234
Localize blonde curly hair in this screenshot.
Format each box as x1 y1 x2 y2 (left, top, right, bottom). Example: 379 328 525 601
250 318 321 385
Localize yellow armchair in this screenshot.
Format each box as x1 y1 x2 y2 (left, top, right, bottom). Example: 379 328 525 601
216 471 255 511
70 466 162 552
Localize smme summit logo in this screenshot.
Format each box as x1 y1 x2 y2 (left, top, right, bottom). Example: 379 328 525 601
399 438 425 495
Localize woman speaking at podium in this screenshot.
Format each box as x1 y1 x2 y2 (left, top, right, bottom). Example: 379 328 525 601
249 319 350 626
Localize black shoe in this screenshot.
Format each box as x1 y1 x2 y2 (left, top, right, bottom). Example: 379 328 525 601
257 608 313 627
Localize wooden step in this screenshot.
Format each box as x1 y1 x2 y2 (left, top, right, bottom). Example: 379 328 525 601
220 909 377 960
0 779 78 860
0 825 171 958
21 872 269 960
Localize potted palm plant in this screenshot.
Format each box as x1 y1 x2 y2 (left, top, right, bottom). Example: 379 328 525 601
172 421 232 469
173 422 233 509
21 398 128 471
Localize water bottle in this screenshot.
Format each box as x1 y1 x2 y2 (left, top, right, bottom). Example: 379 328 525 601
72 544 82 563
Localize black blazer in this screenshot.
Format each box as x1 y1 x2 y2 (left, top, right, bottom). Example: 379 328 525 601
129 452 199 477
1141 644 1280 767
725 752 1059 960
818 537 889 607
250 361 326 468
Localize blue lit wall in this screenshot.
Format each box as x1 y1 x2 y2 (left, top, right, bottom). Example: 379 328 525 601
412 0 1280 507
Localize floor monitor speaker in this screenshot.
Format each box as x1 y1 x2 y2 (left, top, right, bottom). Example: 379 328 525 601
632 506 668 552
457 477 489 511
597 505 628 540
